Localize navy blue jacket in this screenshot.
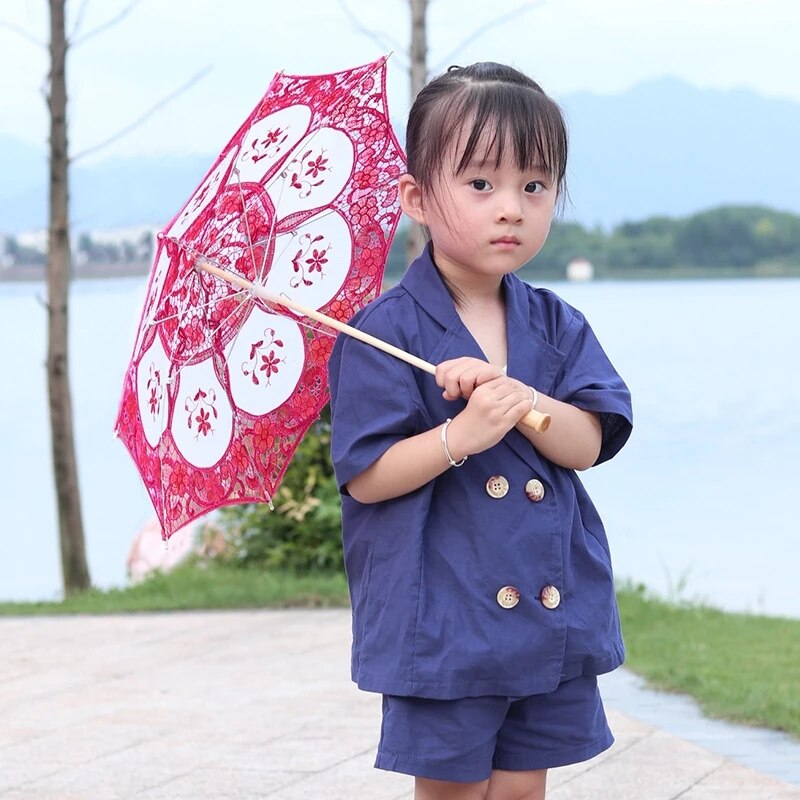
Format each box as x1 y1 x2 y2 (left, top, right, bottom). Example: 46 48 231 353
328 247 633 699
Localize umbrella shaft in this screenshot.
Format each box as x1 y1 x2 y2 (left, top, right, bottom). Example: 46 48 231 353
197 259 435 373
196 260 550 434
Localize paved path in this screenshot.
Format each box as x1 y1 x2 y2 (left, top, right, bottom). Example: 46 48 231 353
2 609 799 799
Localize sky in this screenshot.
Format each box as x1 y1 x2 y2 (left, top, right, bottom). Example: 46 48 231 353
0 0 798 163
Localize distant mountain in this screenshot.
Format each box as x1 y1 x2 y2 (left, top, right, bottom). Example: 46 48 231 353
0 135 46 231
0 141 212 233
1 78 798 233
562 78 800 227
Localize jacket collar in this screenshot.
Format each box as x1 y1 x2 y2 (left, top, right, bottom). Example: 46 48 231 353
399 243 460 331
400 243 532 353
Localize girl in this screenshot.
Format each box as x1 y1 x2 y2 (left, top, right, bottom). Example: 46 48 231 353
328 62 633 800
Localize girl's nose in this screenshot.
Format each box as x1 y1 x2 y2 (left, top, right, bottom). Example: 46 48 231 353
496 193 523 223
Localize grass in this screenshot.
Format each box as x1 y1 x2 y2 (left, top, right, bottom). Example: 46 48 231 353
617 584 800 738
3 566 798 738
0 561 349 615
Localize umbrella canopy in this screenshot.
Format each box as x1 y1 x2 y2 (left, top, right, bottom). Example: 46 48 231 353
115 57 404 537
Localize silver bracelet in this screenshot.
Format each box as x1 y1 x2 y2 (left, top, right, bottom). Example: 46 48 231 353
440 418 467 467
528 385 539 410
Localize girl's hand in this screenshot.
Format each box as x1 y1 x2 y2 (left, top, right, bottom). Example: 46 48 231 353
445 376 534 459
435 357 505 401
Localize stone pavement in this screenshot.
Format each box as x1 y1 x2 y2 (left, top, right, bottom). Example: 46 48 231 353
2 609 799 800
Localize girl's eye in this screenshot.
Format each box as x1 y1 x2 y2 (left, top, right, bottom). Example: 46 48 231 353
470 179 491 191
525 181 545 194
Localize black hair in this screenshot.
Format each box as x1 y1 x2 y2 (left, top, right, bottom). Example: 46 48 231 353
406 62 568 200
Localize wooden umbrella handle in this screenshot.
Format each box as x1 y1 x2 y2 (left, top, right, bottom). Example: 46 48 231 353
198 261 552 434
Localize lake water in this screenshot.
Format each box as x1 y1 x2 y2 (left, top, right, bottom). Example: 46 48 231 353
1 276 798 617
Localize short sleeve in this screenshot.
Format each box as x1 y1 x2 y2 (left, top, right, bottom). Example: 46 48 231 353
328 304 430 492
552 309 633 465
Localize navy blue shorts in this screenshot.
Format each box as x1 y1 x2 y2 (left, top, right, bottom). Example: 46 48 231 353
375 674 613 783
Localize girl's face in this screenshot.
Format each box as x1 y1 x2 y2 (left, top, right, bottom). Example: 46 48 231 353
401 130 558 287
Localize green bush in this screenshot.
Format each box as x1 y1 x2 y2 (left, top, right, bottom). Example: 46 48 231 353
216 404 344 573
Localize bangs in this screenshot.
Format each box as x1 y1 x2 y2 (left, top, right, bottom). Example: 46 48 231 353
410 79 568 189
453 86 567 183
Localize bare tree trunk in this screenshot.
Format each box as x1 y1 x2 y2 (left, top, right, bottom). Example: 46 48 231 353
406 0 427 266
47 0 90 595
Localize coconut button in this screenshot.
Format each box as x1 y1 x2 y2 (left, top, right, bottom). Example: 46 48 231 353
485 475 509 498
525 478 545 502
496 586 521 609
540 585 561 610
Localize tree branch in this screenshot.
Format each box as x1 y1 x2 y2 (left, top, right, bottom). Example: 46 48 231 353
71 65 212 162
432 1 545 73
336 0 409 69
69 0 92 42
70 0 141 47
0 19 45 48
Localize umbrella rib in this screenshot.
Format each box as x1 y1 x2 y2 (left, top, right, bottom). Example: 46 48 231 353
150 288 251 326
230 167 265 287
258 171 285 283
271 297 337 339
293 316 337 339
161 276 197 384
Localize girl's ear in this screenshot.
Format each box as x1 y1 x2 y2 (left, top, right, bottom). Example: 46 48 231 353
399 174 426 225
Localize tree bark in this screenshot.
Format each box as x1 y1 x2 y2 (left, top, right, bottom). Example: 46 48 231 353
406 0 428 267
47 0 90 595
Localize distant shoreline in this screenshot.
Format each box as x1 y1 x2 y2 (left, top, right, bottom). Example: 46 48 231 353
3 262 799 284
0 262 150 283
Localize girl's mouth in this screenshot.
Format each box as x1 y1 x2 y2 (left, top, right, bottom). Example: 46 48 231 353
491 237 520 248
